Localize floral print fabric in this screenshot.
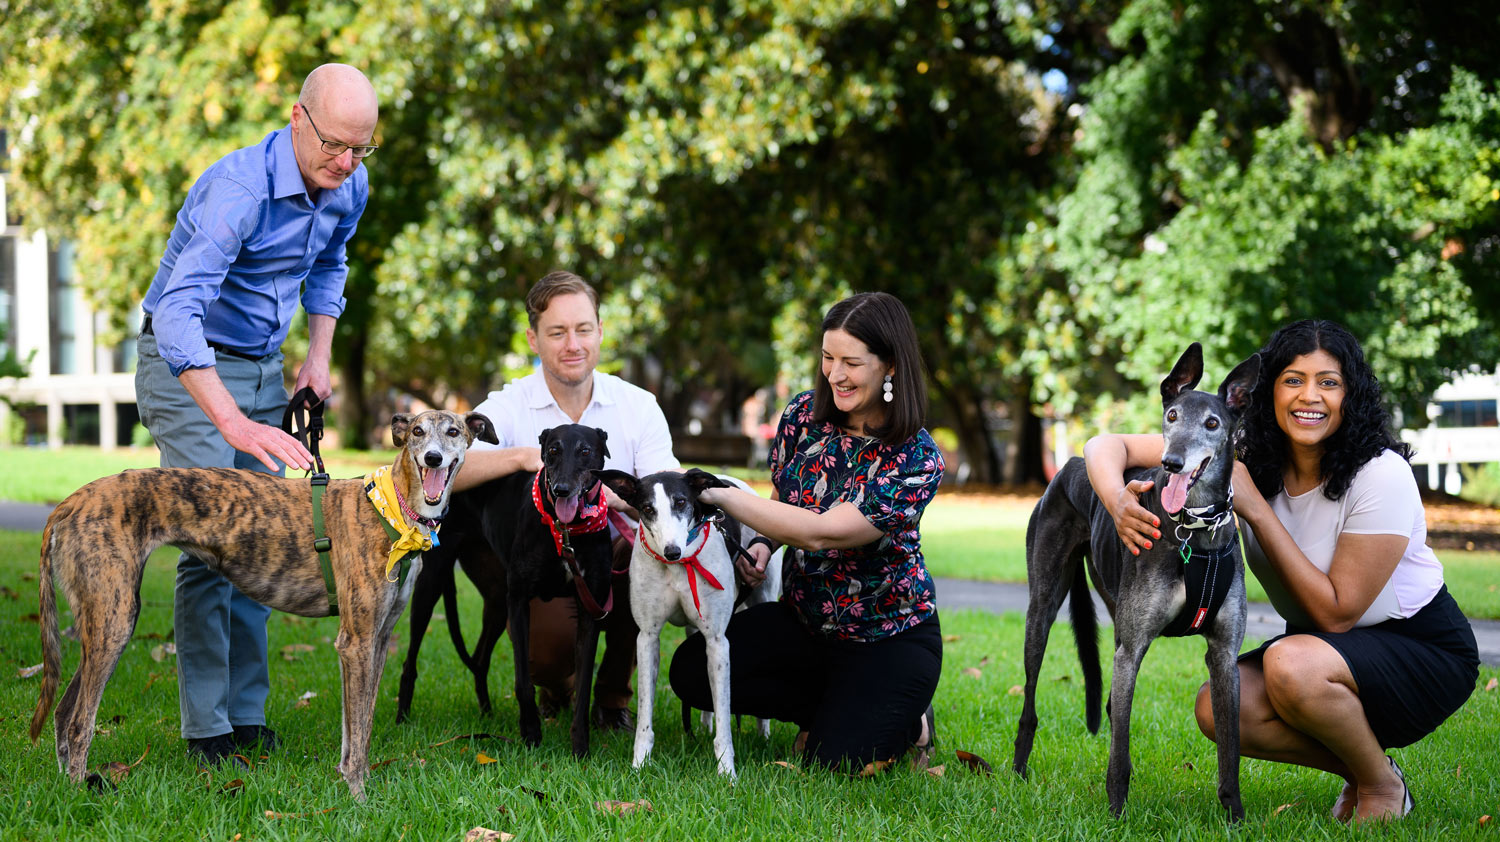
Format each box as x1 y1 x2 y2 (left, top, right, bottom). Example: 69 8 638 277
769 390 945 642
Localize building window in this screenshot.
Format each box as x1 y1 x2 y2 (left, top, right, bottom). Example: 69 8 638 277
1435 399 1500 428
49 240 77 375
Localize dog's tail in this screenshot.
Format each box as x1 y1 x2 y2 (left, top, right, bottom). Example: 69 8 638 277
1068 555 1102 735
442 568 476 670
30 513 63 743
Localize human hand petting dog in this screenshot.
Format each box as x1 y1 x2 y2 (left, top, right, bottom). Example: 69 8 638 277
1108 478 1161 556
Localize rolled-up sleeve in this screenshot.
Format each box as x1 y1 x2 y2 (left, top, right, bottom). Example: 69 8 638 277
301 176 364 318
153 178 259 375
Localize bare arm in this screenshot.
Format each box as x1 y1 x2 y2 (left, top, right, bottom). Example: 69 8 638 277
1082 433 1166 555
452 446 543 492
178 367 312 472
1230 461 1404 633
699 484 883 552
293 313 337 400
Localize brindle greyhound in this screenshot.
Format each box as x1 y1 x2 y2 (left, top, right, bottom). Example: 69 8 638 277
1012 343 1260 821
30 410 496 799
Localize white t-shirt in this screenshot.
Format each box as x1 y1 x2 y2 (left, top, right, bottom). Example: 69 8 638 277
1245 449 1444 628
469 370 679 477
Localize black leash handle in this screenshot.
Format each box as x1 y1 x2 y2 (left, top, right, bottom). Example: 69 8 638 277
280 386 327 476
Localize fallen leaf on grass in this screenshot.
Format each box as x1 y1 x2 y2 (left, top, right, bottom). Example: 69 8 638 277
17 663 42 678
281 643 316 661
150 645 167 662
769 760 800 773
955 750 994 776
979 655 990 666
1479 815 1490 827
293 690 317 709
1273 802 1296 816
0 585 18 600
219 778 245 796
925 765 946 778
962 668 983 679
476 752 498 765
22 572 36 581
1181 761 1195 771
595 799 652 815
857 759 894 778
942 634 960 643
264 808 336 820
387 640 399 654
99 745 152 784
19 612 39 623
521 786 547 802
1456 764 1463 778
1007 685 1023 696
1053 674 1071 682
429 732 511 748
465 829 515 842
1485 678 1497 692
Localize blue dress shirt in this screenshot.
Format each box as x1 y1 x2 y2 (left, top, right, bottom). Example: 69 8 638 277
142 127 367 376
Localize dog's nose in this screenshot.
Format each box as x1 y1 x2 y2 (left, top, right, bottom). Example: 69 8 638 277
1161 453 1185 473
663 544 681 561
424 451 444 468
550 484 572 498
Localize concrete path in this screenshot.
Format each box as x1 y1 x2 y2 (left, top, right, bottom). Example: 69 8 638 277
2 501 1495 666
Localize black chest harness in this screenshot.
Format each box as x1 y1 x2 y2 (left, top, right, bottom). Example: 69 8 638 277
1160 492 1242 638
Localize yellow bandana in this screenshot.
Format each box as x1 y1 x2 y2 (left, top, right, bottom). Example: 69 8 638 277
364 465 438 581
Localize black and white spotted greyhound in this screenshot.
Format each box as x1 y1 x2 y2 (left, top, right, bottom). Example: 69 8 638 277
1012 342 1260 821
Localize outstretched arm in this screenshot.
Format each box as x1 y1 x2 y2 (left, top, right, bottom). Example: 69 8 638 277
699 484 883 553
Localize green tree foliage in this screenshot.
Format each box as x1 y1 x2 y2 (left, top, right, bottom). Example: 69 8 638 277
3 0 1497 482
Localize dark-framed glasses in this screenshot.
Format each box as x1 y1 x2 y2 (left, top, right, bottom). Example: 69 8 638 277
298 103 378 158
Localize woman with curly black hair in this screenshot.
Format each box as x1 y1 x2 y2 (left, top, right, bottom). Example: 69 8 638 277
1084 319 1478 823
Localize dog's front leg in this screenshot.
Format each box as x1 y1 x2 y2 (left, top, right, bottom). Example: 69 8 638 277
704 630 736 780
334 621 379 800
508 596 542 747
1205 596 1247 821
1105 634 1152 817
570 607 600 758
633 621 661 768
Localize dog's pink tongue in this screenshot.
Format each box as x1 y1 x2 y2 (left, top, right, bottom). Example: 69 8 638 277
555 494 580 523
1161 472 1190 514
421 467 447 501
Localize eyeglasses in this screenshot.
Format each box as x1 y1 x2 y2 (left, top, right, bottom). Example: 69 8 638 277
298 103 378 158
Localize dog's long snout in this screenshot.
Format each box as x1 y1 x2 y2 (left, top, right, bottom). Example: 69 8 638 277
424 451 444 468
662 544 681 561
1161 452 1185 474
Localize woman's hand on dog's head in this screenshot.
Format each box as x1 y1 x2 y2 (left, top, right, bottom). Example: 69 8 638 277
1110 478 1160 556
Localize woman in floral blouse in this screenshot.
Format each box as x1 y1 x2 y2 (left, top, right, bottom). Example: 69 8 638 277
669 292 945 772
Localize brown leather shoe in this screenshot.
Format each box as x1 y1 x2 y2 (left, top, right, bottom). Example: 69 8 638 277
591 704 634 731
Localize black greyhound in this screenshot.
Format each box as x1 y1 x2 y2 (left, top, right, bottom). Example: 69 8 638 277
393 424 615 758
1012 343 1260 821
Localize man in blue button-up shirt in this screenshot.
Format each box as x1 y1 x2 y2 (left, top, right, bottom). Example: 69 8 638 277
134 63 377 769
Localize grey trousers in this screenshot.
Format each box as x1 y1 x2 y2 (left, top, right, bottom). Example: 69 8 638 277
135 331 289 739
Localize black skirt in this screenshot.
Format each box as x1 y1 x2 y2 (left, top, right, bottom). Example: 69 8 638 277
1240 585 1480 749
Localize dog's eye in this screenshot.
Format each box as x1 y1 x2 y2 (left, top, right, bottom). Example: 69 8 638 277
641 504 654 516
1166 409 1178 423
412 426 425 437
447 427 461 437
1205 417 1219 430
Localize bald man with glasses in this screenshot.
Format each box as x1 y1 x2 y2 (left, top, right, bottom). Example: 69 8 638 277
135 63 378 770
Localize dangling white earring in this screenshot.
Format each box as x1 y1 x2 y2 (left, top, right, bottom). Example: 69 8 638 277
882 373 894 403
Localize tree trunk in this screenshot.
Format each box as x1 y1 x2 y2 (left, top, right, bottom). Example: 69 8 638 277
339 330 372 449
937 381 1002 486
1002 377 1047 486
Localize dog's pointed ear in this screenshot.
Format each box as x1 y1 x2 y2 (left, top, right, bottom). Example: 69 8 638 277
593 469 639 504
1217 353 1261 416
595 427 610 459
1161 342 1205 406
464 412 499 445
684 468 731 494
390 413 414 448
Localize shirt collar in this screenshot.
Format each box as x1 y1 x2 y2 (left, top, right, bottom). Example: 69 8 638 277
270 127 309 201
525 371 616 410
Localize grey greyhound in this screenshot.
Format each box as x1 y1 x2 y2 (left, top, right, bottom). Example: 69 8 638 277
1011 343 1260 821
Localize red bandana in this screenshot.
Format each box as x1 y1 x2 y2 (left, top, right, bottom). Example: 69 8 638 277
532 472 608 556
638 522 724 619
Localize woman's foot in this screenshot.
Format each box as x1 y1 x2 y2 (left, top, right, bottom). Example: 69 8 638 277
1330 779 1357 822
1353 756 1414 822
909 704 936 771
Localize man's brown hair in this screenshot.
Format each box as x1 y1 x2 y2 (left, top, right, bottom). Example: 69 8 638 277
526 271 599 328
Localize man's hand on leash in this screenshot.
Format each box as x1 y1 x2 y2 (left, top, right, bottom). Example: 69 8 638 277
735 542 771 587
1109 478 1160 556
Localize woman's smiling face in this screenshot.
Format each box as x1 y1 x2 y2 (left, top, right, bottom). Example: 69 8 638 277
821 328 891 432
1272 348 1345 452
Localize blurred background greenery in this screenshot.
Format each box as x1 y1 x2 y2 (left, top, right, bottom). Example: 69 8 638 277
3 0 1497 485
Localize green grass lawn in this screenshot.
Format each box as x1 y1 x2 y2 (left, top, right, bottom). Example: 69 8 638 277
0 527 1498 840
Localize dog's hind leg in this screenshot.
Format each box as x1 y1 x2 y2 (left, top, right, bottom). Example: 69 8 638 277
60 619 135 784
1013 512 1088 778
470 596 509 716
632 623 661 768
396 553 453 723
